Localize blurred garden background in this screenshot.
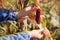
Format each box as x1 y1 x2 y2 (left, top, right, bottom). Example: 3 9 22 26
0 0 60 40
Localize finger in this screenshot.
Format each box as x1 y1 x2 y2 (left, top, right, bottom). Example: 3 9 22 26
38 24 44 29
37 33 44 39
25 6 32 11
43 28 51 38
31 7 40 11
38 29 44 35
38 29 44 32
25 4 40 12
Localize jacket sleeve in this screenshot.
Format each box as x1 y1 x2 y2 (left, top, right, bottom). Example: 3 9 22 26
0 32 30 40
0 8 16 21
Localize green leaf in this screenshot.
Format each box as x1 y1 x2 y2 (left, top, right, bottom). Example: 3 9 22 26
0 27 6 36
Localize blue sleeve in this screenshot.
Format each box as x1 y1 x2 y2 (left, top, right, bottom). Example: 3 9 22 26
0 32 30 40
0 8 16 21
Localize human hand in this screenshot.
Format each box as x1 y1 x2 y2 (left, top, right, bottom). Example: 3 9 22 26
38 24 52 40
30 29 44 39
15 4 40 20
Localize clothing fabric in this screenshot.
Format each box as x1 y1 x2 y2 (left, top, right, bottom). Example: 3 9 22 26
0 32 30 40
0 8 16 21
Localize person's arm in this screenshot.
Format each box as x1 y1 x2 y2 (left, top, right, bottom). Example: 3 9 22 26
0 8 16 21
0 5 44 40
0 29 44 40
0 32 30 40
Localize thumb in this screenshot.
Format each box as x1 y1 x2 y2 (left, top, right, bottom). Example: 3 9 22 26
25 3 40 11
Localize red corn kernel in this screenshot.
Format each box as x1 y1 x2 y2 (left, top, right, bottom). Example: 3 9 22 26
36 8 41 24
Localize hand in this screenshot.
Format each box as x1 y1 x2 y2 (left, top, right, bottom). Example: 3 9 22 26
16 4 40 20
43 27 52 39
38 24 52 40
30 29 44 39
